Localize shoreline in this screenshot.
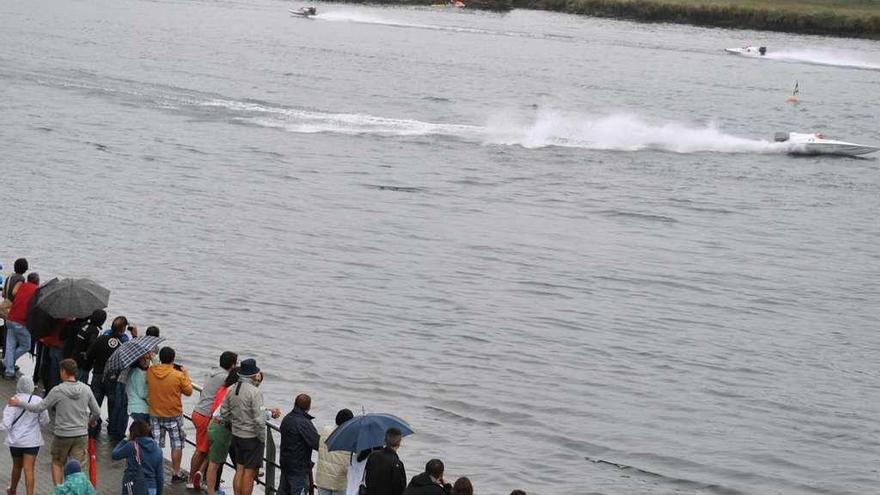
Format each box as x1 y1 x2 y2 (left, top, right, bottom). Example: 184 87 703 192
328 0 880 39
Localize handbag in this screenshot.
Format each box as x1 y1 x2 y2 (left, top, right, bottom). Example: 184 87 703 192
121 441 148 495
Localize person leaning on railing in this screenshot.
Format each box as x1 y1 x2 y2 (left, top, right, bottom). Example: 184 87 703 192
188 351 238 491
217 359 281 495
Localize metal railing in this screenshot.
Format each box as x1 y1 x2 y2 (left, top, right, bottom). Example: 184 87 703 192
182 383 283 494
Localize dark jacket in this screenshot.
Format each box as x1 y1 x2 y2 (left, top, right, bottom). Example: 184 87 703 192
279 407 320 475
364 447 406 495
84 334 124 375
403 473 451 495
73 324 101 371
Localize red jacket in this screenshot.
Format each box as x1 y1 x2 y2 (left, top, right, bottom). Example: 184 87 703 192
7 282 38 324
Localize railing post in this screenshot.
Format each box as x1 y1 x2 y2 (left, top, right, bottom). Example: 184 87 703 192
265 424 277 494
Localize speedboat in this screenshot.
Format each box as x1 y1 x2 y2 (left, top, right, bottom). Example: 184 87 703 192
725 46 767 57
289 6 317 17
774 132 879 156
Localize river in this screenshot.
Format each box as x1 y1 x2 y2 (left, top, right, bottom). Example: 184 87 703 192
2 0 880 493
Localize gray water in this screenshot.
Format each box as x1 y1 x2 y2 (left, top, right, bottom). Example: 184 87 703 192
3 0 880 493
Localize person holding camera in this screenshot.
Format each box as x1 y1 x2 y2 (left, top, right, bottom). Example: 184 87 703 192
146 347 193 484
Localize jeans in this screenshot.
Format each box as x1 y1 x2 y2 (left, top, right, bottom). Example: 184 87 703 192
4 321 30 377
77 368 90 383
110 380 129 439
90 372 115 434
284 473 309 495
130 412 150 424
317 489 346 495
42 346 64 393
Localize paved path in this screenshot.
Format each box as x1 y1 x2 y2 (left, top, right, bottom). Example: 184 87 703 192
0 375 193 495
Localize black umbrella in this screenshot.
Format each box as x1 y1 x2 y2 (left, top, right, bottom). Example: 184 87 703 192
34 278 110 319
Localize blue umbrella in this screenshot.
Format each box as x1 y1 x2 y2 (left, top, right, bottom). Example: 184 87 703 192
325 413 414 452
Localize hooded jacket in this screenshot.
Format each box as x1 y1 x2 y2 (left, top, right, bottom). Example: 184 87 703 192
21 379 99 437
280 407 320 475
52 472 97 495
1 376 50 447
315 424 351 491
403 472 452 495
194 366 229 416
218 377 266 444
112 436 165 494
146 363 193 417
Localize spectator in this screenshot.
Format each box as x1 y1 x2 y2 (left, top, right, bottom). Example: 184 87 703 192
315 408 354 495
3 272 39 379
218 359 280 495
9 359 100 485
1 376 50 495
101 315 137 342
127 354 152 424
84 316 129 439
206 367 240 495
363 428 407 495
112 420 164 495
348 446 381 495
72 310 106 383
145 326 160 337
38 318 69 394
451 478 472 495
2 258 28 301
403 459 451 495
280 393 321 495
146 346 192 483
52 460 97 495
188 351 238 491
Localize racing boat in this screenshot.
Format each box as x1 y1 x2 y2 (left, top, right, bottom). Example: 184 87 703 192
774 132 879 156
289 6 317 17
725 46 767 57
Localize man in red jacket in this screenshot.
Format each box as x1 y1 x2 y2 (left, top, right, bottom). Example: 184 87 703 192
4 272 39 379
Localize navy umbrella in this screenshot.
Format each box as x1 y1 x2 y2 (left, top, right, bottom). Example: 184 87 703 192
34 278 110 319
104 336 165 375
325 413 414 452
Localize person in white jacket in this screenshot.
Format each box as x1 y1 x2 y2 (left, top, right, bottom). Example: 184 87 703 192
1 376 50 495
316 409 354 495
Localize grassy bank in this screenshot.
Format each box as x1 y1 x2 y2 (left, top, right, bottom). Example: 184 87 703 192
333 0 880 38
521 0 880 38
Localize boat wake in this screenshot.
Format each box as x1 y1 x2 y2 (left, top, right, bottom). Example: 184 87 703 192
314 10 571 41
764 49 880 70
209 99 786 155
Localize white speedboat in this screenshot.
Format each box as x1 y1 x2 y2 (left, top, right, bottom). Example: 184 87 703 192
725 46 767 57
774 132 879 156
289 6 316 17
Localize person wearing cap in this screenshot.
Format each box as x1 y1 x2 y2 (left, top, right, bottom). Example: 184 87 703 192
218 359 280 495
52 460 96 495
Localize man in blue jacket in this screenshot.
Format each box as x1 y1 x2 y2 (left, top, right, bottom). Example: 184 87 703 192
279 393 320 495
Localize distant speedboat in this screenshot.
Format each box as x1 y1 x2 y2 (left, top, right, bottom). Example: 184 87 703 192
725 46 767 57
289 6 317 17
775 132 879 156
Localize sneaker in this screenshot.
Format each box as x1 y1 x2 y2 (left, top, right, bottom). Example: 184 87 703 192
7 487 16 495
171 474 187 484
187 471 202 491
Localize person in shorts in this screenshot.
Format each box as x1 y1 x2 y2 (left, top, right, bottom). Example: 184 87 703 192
188 351 237 490
218 359 280 495
206 367 239 495
10 359 99 485
146 346 192 483
1 376 50 495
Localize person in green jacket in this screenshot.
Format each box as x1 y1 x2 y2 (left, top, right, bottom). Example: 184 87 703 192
53 460 96 495
127 354 151 423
